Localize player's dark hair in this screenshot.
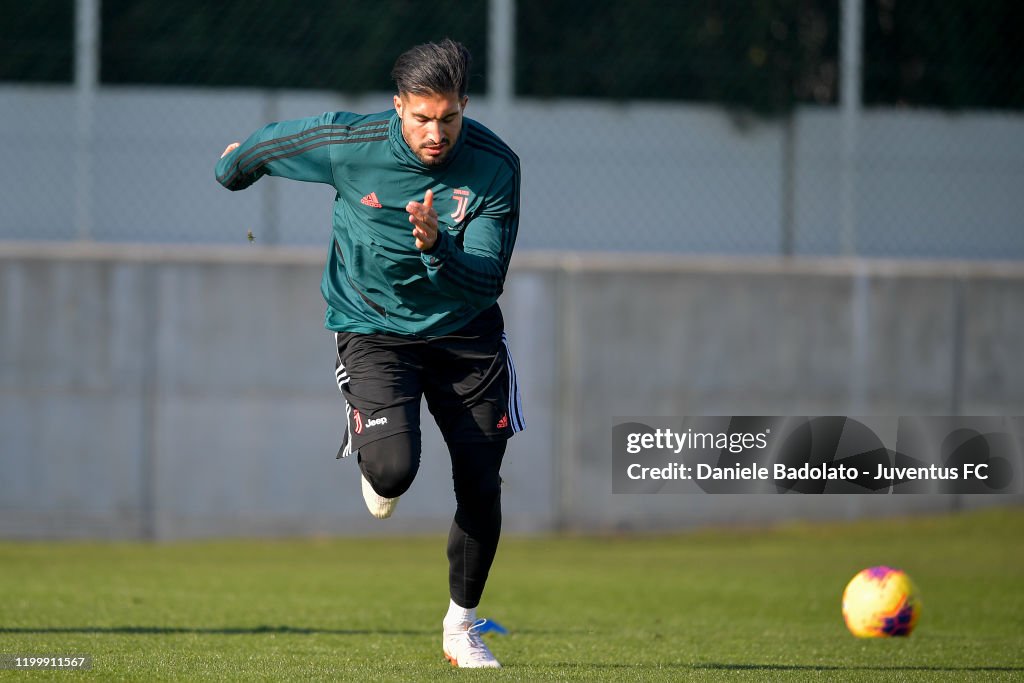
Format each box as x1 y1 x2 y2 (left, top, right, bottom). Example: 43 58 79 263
392 38 472 99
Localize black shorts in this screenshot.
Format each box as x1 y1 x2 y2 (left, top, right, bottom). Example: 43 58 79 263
333 304 525 457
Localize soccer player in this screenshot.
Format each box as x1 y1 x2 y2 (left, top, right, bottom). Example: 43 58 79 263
215 39 523 669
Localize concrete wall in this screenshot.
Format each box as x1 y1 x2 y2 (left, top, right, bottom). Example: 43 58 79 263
3 85 1023 257
1 244 1021 539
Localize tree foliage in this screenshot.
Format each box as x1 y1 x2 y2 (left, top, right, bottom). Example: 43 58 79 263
863 0 1024 109
2 0 1021 111
99 0 488 90
0 0 74 83
516 0 838 113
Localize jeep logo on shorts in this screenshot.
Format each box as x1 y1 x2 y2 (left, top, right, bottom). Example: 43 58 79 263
366 416 389 428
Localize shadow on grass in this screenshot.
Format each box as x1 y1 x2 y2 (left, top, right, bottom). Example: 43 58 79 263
696 663 1024 673
539 663 1024 673
0 626 428 636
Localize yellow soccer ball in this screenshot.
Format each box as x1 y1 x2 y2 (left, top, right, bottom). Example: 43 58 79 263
842 566 922 637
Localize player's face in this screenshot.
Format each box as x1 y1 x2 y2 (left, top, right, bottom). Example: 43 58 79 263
394 91 467 166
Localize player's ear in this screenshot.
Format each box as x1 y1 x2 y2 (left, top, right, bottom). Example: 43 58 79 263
460 96 469 112
393 94 403 116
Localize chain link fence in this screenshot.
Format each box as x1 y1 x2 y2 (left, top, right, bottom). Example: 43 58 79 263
2 0 1022 257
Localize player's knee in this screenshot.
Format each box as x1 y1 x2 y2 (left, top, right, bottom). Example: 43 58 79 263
453 479 502 545
450 440 505 508
454 474 501 510
358 434 420 498
452 467 503 515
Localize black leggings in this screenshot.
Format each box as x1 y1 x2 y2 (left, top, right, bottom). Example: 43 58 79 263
358 435 506 609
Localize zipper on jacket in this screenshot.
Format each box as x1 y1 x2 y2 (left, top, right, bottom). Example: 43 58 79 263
334 239 386 317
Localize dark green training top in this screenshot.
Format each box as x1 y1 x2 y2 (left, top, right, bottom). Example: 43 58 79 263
215 110 520 337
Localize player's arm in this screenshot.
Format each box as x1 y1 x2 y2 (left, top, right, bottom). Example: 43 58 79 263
407 167 520 308
215 113 337 191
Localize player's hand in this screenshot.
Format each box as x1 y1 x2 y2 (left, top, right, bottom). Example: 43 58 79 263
407 189 439 251
221 142 240 158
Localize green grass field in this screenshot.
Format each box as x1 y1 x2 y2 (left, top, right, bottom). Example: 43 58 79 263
2 507 1022 681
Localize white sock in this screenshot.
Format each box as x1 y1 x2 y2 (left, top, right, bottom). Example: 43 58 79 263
443 599 477 628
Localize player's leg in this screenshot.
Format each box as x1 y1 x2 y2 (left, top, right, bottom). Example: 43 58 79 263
441 439 506 668
424 305 525 668
335 331 424 518
447 439 506 608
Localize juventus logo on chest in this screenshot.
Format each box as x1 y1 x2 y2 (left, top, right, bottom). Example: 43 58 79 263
450 188 470 223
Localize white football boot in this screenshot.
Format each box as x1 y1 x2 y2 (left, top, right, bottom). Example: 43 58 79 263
443 619 501 668
360 474 398 520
